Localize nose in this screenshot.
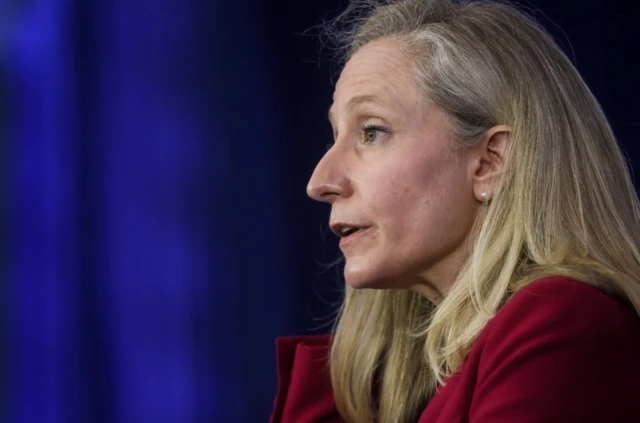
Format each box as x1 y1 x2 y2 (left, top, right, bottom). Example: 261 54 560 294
306 146 353 203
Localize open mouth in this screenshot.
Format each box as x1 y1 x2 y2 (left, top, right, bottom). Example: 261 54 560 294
334 225 371 247
330 223 371 242
340 227 360 237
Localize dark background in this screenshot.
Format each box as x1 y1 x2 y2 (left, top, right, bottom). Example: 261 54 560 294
0 0 638 422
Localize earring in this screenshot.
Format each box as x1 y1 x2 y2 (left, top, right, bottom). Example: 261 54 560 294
481 192 489 202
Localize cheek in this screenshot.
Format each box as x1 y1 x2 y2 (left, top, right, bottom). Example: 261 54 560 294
365 174 417 231
375 155 468 242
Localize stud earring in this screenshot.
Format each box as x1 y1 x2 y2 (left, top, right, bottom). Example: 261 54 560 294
481 192 488 202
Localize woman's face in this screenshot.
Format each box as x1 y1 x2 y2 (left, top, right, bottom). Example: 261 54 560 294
307 38 480 298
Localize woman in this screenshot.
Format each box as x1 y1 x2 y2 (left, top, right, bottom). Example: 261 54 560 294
271 0 640 422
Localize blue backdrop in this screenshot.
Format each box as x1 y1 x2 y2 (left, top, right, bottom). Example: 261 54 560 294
0 0 638 422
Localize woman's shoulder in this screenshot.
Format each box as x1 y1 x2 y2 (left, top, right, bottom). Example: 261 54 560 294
472 275 640 372
488 275 639 334
456 276 640 421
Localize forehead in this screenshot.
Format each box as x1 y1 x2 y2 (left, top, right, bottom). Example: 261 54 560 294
330 38 421 116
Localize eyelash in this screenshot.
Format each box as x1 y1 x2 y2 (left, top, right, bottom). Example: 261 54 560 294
325 124 389 151
360 124 389 144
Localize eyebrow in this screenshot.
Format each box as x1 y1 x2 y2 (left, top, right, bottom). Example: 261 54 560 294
327 94 385 125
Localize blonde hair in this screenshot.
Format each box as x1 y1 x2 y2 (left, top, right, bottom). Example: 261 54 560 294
323 1 640 422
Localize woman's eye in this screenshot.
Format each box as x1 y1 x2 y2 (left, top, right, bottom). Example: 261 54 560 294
361 125 388 144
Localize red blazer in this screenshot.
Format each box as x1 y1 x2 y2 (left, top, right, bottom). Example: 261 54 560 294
270 276 640 422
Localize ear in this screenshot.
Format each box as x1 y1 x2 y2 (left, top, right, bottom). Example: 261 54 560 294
470 125 511 203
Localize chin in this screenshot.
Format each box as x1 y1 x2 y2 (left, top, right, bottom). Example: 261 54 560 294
343 257 423 290
344 268 400 290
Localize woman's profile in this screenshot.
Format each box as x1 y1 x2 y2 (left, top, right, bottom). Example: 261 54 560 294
271 0 640 422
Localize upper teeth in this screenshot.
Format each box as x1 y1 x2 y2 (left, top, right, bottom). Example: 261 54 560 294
341 227 354 234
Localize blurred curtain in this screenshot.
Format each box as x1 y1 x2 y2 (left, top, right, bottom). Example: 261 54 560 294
0 0 322 421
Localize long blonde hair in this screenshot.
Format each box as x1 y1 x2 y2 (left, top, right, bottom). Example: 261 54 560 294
323 1 640 422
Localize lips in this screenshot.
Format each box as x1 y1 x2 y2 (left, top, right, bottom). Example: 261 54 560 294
329 222 370 238
338 226 371 247
329 222 372 247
